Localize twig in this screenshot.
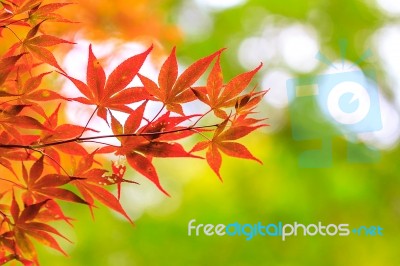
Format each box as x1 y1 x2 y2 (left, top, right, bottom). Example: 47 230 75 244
0 124 219 150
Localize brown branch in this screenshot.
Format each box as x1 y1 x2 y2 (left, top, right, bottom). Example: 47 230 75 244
0 124 218 150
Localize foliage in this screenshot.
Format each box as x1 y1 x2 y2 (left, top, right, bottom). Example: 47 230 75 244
0 0 266 264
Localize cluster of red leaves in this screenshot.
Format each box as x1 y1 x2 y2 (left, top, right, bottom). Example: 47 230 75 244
0 0 267 265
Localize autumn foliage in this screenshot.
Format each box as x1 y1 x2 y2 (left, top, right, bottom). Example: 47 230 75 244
0 0 267 265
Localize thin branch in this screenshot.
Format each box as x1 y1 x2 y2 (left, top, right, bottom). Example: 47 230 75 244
0 124 219 150
79 140 120 147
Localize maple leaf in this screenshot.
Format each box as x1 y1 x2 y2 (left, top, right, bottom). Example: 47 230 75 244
37 104 92 172
191 118 264 179
61 44 152 121
10 195 71 261
1 0 41 15
138 47 223 115
138 110 200 142
0 54 24 87
28 2 74 24
20 156 87 205
0 132 33 176
111 160 138 200
35 199 74 226
0 230 15 265
3 71 67 119
0 104 50 138
234 89 269 115
192 55 263 118
68 152 134 223
9 20 75 71
102 105 201 196
0 6 15 34
0 151 22 176
0 1 31 38
18 71 66 101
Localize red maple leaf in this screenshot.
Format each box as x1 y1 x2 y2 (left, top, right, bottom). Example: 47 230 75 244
7 20 75 71
0 54 24 87
28 2 74 24
192 54 263 118
138 47 223 115
17 156 87 205
0 104 49 138
10 195 71 262
99 103 201 195
61 44 152 121
68 152 134 223
191 117 265 179
39 104 94 172
4 71 66 119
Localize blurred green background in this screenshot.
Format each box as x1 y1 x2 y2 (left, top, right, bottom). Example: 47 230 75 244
36 0 400 265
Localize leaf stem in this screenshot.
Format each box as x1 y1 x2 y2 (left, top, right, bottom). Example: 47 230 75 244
79 106 99 138
3 26 22 43
31 148 71 177
142 103 165 132
191 108 213 128
0 178 24 189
